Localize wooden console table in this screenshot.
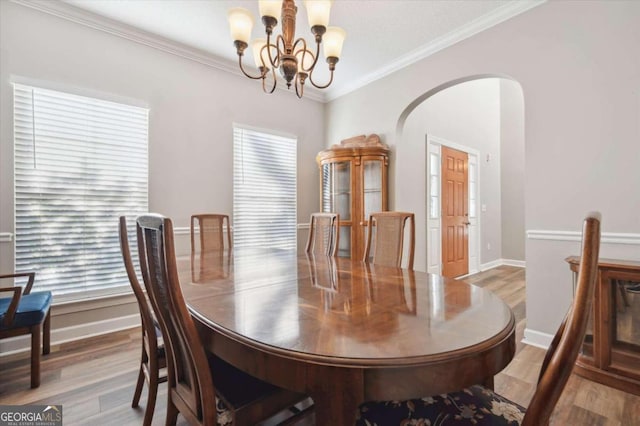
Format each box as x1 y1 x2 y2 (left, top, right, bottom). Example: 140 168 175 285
566 256 640 395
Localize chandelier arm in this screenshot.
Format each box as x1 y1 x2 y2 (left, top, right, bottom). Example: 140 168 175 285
292 38 320 74
294 73 304 99
308 67 334 89
238 55 267 80
267 34 286 68
308 37 322 72
292 37 305 53
262 67 278 94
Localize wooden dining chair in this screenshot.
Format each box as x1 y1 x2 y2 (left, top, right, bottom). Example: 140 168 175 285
356 212 602 426
305 213 340 257
0 271 51 388
363 211 415 270
118 216 167 426
136 214 310 426
191 214 232 253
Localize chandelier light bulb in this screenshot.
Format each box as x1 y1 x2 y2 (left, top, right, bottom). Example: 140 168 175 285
323 26 346 59
228 8 254 44
304 0 332 28
259 0 283 19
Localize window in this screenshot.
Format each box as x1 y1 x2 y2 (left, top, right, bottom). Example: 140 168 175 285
233 126 297 250
13 83 148 301
428 151 440 219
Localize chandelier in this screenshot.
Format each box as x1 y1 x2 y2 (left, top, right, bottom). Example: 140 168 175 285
227 0 346 98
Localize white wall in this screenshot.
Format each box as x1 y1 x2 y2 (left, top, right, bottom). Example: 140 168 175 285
500 79 525 262
326 1 640 341
399 79 502 272
0 1 325 346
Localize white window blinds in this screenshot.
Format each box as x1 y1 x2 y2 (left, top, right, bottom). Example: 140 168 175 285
13 83 149 301
233 126 297 250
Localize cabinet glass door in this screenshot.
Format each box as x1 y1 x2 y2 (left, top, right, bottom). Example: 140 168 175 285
363 160 383 220
322 161 351 220
322 161 351 257
613 278 640 353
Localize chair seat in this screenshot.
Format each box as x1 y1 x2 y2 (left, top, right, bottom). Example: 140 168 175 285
211 354 285 407
0 291 52 329
167 354 304 426
356 385 525 426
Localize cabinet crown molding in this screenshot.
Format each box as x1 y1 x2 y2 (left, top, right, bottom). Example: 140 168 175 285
337 134 384 148
317 134 389 164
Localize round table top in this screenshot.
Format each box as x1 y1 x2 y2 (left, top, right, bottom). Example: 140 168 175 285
179 248 515 367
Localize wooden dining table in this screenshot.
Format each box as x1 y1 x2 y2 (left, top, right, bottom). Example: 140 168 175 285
177 247 515 425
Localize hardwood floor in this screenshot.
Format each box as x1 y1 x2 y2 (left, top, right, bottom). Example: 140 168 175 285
1 266 639 425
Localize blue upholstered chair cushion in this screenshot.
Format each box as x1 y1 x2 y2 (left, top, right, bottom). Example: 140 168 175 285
356 385 525 426
0 291 52 329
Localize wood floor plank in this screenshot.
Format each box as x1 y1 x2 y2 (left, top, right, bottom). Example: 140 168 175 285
572 379 627 421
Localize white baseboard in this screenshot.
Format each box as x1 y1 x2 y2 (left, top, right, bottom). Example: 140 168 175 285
0 314 140 357
480 258 526 271
480 259 503 271
522 328 553 349
502 258 526 268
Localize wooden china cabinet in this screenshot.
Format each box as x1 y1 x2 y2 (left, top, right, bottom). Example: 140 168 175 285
566 256 640 395
316 134 389 259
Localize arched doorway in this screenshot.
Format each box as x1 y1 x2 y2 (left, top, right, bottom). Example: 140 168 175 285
393 75 525 275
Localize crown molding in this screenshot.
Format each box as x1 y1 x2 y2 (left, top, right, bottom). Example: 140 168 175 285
11 0 325 102
325 0 546 102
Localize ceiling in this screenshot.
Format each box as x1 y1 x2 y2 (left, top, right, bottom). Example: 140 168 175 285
52 0 542 101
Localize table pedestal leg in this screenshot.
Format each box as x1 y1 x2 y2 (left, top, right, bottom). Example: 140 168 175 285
482 375 495 390
308 367 364 426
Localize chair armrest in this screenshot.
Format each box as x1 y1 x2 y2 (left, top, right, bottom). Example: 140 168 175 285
0 272 36 294
0 286 23 327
